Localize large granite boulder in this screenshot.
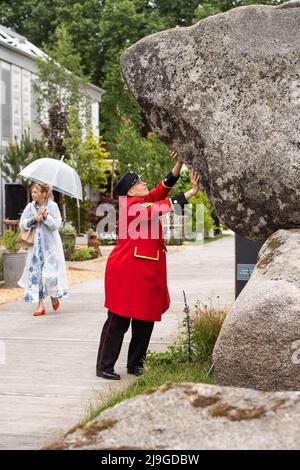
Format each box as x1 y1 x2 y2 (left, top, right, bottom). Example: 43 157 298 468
121 1 300 240
213 228 300 391
46 382 300 450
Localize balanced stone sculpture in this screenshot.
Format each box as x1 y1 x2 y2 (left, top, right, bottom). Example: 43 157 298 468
121 0 300 241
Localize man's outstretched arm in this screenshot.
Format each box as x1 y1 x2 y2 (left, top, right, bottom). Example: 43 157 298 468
145 151 184 202
133 168 200 219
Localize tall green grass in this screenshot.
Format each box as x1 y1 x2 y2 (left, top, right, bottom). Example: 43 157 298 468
80 298 231 426
189 299 229 362
0 252 4 282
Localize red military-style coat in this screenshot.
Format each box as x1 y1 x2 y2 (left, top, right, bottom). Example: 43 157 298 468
104 177 183 322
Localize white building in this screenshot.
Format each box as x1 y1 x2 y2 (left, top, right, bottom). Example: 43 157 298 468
0 25 103 234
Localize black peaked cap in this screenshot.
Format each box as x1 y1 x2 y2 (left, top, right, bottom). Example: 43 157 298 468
113 171 140 197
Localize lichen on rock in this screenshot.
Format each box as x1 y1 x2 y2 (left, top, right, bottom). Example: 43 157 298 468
45 382 300 450
213 228 300 391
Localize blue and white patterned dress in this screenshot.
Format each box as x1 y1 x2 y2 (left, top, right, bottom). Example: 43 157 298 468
18 200 69 303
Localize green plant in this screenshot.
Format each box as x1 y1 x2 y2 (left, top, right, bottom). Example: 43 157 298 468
113 117 174 191
0 129 51 202
34 24 91 152
147 297 229 368
0 230 21 253
64 109 111 191
71 247 96 261
99 237 117 246
146 344 189 367
173 168 217 238
188 187 216 236
0 252 4 281
65 198 92 234
63 110 112 234
59 225 76 234
59 226 76 260
189 299 229 362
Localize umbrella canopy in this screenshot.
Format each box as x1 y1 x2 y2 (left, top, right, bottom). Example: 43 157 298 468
19 158 83 201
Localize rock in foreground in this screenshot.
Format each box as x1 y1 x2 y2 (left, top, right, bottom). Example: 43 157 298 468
46 382 300 450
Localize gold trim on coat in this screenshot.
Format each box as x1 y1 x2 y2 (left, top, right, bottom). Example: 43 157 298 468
134 246 160 261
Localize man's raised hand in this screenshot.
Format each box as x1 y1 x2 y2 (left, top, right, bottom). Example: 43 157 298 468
189 169 200 195
169 150 183 163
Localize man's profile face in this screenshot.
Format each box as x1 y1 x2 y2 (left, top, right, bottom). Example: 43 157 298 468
127 179 149 198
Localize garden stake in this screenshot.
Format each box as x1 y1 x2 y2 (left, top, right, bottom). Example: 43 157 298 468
183 290 192 363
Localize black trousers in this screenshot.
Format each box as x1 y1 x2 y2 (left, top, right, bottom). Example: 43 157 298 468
96 310 154 373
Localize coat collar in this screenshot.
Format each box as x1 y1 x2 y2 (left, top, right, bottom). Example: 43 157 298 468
121 196 146 208
33 199 49 210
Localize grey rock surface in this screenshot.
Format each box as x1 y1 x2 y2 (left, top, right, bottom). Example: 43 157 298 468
46 382 300 450
213 228 300 391
121 1 300 240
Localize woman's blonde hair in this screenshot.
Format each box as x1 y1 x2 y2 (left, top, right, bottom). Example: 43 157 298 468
31 183 54 201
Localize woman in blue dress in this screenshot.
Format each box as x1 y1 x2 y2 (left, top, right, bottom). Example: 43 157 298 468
18 183 69 316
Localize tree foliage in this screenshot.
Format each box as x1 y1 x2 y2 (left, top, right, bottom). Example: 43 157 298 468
34 24 91 131
0 0 289 231
0 0 288 142
0 0 103 81
64 106 111 192
113 116 172 190
0 129 50 183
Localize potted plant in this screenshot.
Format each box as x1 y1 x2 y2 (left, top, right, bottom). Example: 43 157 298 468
0 246 5 283
87 229 101 258
0 230 27 288
59 225 76 261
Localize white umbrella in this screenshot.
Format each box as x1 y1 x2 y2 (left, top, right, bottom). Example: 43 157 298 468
18 157 83 201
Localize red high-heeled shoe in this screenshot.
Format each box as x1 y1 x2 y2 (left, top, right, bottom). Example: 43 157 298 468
52 299 60 311
33 308 46 317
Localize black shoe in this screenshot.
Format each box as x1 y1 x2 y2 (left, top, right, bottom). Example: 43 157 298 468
127 368 143 377
96 370 120 380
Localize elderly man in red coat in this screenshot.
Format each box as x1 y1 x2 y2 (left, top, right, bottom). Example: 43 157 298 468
96 153 200 380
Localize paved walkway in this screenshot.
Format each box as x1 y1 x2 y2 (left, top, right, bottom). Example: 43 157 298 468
0 234 235 450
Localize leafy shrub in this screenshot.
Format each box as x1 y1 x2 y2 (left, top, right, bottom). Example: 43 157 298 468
146 297 230 369
59 225 76 234
65 198 92 234
0 252 4 281
71 247 96 261
99 237 117 246
146 344 189 367
0 230 21 253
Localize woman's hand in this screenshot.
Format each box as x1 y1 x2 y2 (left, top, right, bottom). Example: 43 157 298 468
43 210 48 219
33 214 42 222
